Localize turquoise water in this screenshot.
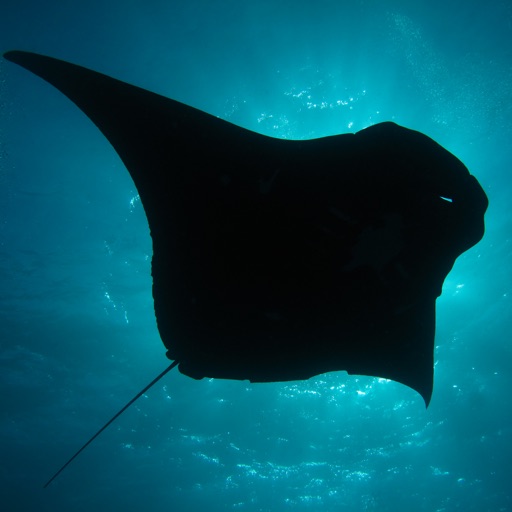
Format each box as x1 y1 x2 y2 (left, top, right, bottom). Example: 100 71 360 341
0 1 510 511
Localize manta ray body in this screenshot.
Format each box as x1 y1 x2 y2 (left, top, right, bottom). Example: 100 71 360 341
4 51 487 409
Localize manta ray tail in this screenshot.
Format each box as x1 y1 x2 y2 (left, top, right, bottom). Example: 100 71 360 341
43 361 178 488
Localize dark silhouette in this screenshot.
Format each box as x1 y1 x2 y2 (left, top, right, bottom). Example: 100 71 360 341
4 51 487 409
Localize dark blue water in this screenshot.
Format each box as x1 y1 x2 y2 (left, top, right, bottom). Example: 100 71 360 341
1 1 510 510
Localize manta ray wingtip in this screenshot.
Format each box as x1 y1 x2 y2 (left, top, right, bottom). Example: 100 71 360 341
3 50 57 70
4 49 26 61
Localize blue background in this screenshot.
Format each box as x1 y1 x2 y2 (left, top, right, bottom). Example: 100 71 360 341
0 1 510 510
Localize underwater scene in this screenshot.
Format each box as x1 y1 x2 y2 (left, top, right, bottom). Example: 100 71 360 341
0 1 510 511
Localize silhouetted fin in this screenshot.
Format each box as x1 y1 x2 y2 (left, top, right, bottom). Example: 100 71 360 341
4 51 488 411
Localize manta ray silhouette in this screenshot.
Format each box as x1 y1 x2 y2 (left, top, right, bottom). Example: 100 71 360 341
4 51 487 484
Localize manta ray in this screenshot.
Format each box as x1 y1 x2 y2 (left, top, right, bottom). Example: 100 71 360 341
4 51 487 485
